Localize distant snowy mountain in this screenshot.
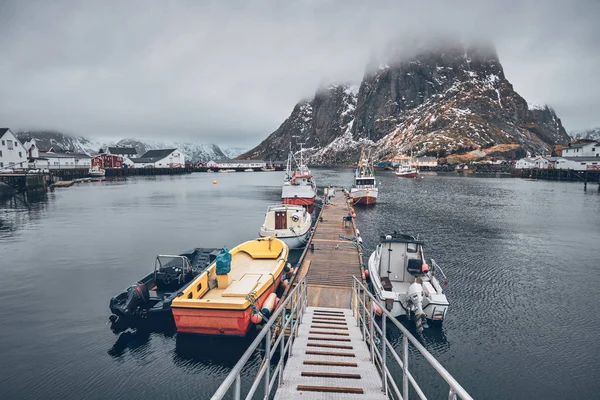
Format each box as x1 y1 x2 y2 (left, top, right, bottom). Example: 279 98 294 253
571 128 600 141
221 147 247 159
14 131 234 162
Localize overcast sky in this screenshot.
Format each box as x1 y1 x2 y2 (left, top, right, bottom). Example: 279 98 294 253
0 0 598 147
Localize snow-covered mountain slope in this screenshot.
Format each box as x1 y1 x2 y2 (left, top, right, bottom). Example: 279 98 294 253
14 131 237 162
571 128 600 141
241 41 570 165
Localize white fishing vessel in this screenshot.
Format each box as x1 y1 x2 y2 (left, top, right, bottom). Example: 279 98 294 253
367 232 449 331
395 149 419 178
281 142 317 210
259 204 312 249
88 166 105 177
350 149 378 205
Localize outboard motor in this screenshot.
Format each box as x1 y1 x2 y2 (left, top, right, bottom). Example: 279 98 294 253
407 282 427 333
123 283 149 316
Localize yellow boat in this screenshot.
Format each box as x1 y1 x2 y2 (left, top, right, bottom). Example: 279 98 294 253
171 237 289 336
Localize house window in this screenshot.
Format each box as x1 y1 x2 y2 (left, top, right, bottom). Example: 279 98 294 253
0 162 3 167
19 152 22 157
593 148 596 152
1 140 4 146
7 140 13 150
0 150 2 157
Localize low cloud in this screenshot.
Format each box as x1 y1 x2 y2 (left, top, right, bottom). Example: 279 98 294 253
0 0 598 146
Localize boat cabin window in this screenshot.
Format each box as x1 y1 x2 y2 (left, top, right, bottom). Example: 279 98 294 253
407 243 418 253
356 179 374 186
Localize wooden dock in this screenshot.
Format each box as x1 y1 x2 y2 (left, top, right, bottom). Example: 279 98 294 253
298 190 364 309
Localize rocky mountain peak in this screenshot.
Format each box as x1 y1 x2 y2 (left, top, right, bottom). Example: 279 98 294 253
242 40 570 165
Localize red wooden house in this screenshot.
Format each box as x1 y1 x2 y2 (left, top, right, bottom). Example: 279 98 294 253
92 154 123 169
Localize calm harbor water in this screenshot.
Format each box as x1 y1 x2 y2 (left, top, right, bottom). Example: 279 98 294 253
1 170 599 399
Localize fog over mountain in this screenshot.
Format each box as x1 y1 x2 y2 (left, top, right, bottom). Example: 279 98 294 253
0 0 598 146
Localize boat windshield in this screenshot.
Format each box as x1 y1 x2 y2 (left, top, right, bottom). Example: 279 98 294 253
155 255 191 273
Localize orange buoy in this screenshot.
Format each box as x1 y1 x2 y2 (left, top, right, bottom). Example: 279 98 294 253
251 311 263 324
261 293 278 317
421 263 429 273
372 301 383 317
212 180 217 184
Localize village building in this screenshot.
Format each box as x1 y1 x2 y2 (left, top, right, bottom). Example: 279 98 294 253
414 156 438 167
35 150 91 170
0 128 28 170
555 157 600 171
92 154 124 169
132 149 184 168
206 159 266 169
106 147 137 159
561 141 600 158
514 158 536 169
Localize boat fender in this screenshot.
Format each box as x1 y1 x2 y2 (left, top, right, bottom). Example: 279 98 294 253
251 311 264 324
421 263 429 273
261 293 278 318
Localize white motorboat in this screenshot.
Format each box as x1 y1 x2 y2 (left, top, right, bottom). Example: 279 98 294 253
395 148 419 178
219 169 236 173
350 149 378 205
244 168 254 172
259 204 312 249
89 166 106 177
281 143 317 210
367 232 449 331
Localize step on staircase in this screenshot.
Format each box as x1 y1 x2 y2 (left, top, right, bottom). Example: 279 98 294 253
274 307 387 399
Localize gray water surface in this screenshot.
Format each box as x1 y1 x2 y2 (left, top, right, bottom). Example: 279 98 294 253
1 170 599 399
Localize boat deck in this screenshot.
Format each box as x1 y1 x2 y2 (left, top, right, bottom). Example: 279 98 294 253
298 190 363 309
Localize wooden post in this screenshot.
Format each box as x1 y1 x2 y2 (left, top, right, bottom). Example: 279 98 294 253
584 171 588 191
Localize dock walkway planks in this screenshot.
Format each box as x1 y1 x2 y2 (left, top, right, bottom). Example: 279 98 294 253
300 190 363 309
273 307 386 400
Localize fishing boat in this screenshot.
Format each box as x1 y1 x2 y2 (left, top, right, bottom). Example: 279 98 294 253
281 143 317 210
367 232 449 332
171 238 289 336
108 247 221 333
350 149 378 205
261 165 275 172
395 149 419 178
219 169 236 173
89 166 106 177
259 204 312 249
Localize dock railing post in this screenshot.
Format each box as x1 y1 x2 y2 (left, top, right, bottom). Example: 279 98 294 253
264 327 271 400
279 313 285 387
382 314 387 394
402 335 409 400
234 373 241 400
362 289 366 340
369 298 374 362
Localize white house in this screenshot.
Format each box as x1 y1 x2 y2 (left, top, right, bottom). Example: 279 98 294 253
20 137 40 158
414 157 438 167
514 158 536 169
35 151 92 170
561 142 600 158
132 149 184 168
0 128 28 170
534 156 560 169
555 157 600 171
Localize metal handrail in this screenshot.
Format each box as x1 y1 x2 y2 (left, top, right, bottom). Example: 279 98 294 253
352 276 472 400
211 276 307 400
